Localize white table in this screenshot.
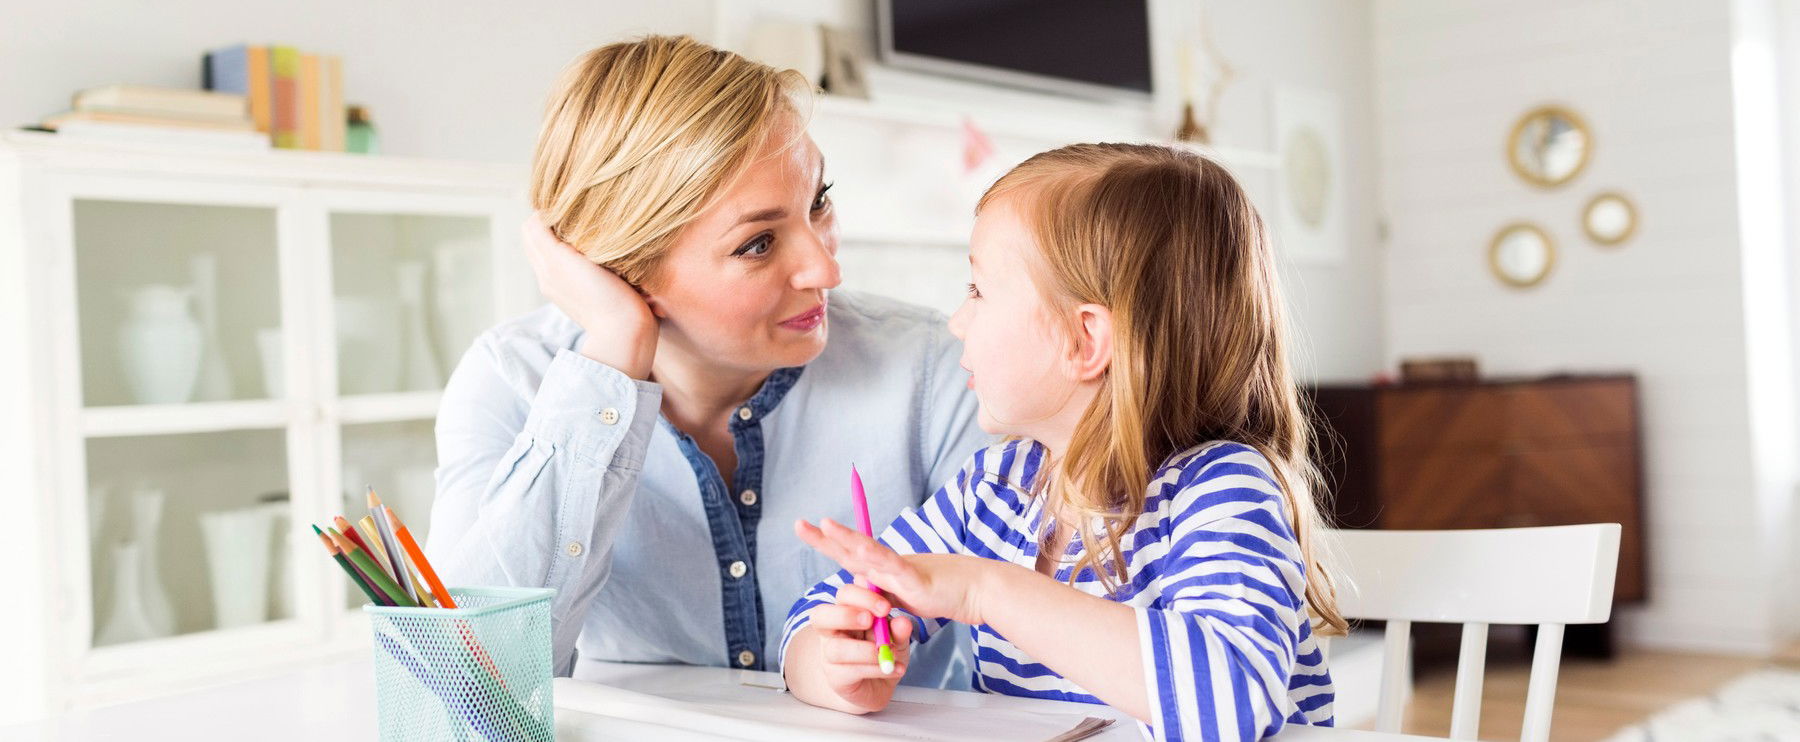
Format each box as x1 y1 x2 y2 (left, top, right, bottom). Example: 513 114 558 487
557 661 1444 741
0 657 1441 741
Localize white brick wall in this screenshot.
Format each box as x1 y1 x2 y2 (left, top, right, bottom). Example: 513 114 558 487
1375 0 1783 652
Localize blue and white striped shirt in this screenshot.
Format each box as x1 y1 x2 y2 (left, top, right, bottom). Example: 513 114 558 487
780 439 1334 741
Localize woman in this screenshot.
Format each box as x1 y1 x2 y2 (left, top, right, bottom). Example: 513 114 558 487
425 35 988 686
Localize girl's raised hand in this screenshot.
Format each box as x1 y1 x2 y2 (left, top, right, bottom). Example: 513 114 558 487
519 213 659 379
793 518 990 626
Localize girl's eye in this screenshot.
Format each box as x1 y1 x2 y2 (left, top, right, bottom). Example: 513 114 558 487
733 233 773 258
811 182 834 212
966 282 982 299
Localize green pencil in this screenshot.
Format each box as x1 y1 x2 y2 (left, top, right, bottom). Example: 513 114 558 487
314 525 386 606
327 526 416 607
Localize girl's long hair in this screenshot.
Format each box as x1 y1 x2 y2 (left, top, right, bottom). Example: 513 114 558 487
978 143 1347 635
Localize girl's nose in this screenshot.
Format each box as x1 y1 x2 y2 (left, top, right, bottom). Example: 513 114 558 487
948 298 971 340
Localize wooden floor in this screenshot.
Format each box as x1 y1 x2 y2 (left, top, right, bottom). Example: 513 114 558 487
1353 643 1779 740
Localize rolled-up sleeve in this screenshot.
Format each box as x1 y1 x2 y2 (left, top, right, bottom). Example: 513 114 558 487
429 335 661 673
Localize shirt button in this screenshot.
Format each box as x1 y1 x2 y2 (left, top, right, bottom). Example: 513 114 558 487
565 542 584 557
598 408 619 425
737 650 756 667
739 489 758 507
727 560 748 579
736 406 753 421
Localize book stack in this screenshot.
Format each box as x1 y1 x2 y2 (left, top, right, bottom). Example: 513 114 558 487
39 85 270 150
204 44 346 151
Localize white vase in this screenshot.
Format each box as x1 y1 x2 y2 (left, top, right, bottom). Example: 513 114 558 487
95 542 162 646
199 505 276 629
335 296 400 395
129 487 176 637
118 285 202 405
189 253 235 401
396 261 442 390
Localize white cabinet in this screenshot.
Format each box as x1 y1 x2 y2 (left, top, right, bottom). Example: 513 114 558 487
0 131 531 718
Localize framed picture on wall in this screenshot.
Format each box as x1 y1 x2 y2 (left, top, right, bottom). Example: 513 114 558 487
1272 85 1346 263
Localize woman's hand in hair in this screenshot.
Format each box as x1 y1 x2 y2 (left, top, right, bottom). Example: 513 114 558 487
521 213 658 379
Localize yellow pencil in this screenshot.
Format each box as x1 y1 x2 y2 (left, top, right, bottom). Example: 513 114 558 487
360 514 432 606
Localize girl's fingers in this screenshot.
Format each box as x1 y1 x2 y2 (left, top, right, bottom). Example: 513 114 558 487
825 660 910 686
887 614 915 645
819 520 925 594
797 518 926 600
799 521 887 581
807 603 876 632
834 582 892 617
822 635 890 664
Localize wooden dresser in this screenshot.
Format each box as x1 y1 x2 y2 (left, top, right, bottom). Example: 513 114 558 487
1306 375 1646 605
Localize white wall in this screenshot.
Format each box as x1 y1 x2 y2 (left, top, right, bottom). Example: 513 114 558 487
0 0 714 163
716 0 1387 384
1192 0 1387 384
1375 0 1792 653
0 0 1387 386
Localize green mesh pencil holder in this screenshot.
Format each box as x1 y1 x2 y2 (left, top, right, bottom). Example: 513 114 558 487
365 587 556 741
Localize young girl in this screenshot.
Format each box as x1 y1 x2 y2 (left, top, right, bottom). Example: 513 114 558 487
778 143 1346 741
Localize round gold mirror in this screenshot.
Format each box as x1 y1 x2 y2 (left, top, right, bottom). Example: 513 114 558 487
1582 191 1637 246
1489 223 1555 288
1508 105 1591 189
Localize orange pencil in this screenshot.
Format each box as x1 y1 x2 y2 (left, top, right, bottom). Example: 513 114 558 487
385 505 456 609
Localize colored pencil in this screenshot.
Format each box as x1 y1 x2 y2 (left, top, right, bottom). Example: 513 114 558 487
314 524 386 606
386 505 457 609
361 513 432 607
850 464 896 674
327 526 415 607
368 488 420 605
333 514 388 578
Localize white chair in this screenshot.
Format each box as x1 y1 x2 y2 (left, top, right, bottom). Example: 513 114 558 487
1328 524 1621 742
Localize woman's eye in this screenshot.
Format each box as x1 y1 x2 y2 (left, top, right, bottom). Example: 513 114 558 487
811 182 834 212
966 282 981 299
733 233 773 257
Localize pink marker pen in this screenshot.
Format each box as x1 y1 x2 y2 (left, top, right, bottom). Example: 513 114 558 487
851 464 897 674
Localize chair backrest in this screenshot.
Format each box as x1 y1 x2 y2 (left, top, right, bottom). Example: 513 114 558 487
1328 524 1621 742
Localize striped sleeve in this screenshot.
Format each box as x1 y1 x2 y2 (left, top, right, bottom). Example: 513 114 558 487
1135 444 1309 742
777 455 976 671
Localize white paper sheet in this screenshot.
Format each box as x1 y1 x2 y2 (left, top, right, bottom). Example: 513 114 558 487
554 667 1123 742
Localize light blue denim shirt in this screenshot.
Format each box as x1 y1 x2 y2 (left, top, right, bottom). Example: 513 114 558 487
426 290 990 686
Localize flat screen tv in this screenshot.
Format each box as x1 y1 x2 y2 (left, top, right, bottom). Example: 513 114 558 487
876 0 1154 101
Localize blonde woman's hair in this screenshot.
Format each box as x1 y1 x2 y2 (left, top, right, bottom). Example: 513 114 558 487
977 143 1347 636
531 35 812 287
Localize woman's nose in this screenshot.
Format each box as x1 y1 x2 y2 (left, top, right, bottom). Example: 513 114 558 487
790 227 842 291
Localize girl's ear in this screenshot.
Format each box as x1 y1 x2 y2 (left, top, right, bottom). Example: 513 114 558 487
1068 303 1113 382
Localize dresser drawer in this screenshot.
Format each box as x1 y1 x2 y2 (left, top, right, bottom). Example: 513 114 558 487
1377 452 1511 529
1504 380 1636 444
1377 387 1507 453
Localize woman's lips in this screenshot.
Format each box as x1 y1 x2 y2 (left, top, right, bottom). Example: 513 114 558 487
779 304 825 331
